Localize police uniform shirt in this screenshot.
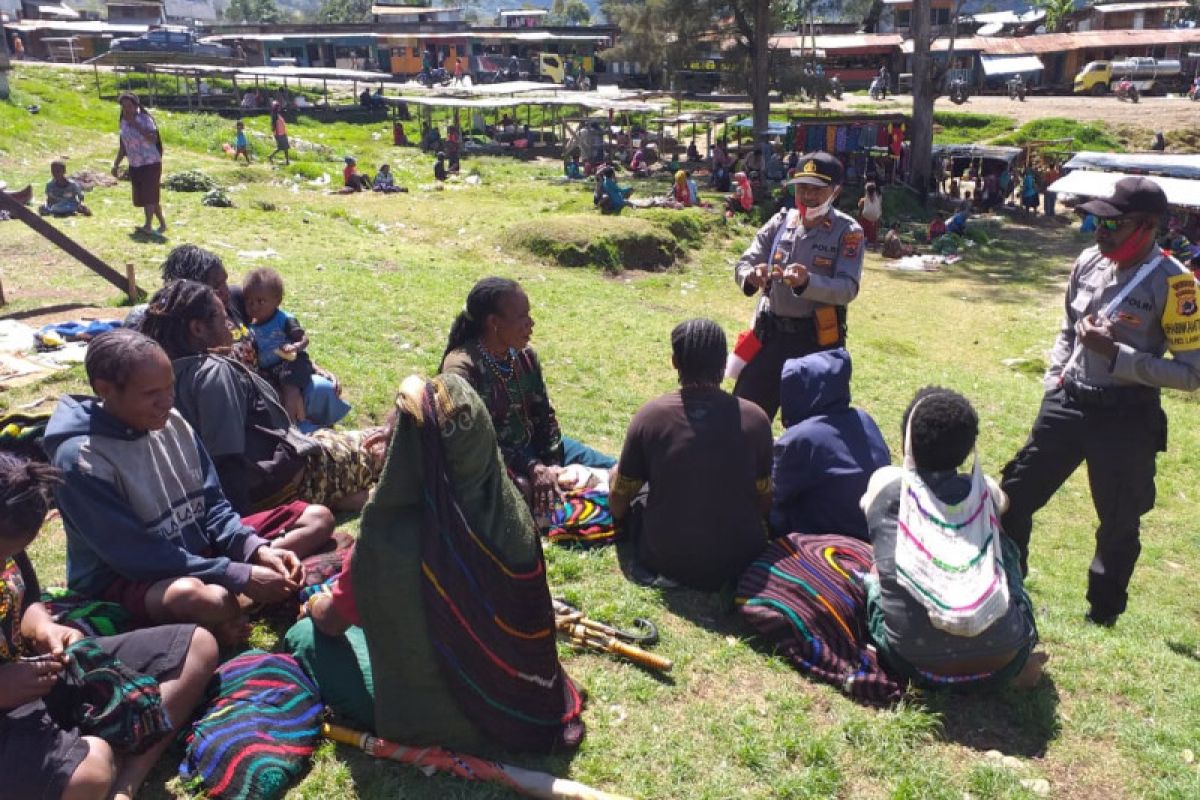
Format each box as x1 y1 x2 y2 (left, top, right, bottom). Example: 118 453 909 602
1047 244 1200 392
734 207 865 319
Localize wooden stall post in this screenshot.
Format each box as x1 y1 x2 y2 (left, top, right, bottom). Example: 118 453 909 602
125 263 137 304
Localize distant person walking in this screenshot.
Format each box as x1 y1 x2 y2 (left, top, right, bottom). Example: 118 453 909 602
268 101 290 165
111 92 166 236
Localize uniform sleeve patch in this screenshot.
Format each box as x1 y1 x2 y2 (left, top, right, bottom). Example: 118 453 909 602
1162 273 1200 351
841 230 864 258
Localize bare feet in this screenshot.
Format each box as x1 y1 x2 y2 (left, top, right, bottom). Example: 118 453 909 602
1012 650 1049 689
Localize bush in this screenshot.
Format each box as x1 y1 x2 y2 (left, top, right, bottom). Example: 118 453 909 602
201 188 233 207
992 117 1123 152
506 215 682 272
164 169 218 192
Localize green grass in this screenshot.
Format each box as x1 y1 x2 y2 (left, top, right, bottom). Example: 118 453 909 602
932 111 1018 145
993 117 1125 153
4 65 1200 800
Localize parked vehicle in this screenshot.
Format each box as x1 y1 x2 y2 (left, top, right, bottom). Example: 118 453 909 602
1007 75 1026 101
948 77 969 105
537 53 595 87
110 26 232 58
417 67 452 87
1073 57 1182 96
1115 78 1140 103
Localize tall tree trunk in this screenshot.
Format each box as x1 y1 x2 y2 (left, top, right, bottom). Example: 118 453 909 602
909 0 933 204
752 0 771 162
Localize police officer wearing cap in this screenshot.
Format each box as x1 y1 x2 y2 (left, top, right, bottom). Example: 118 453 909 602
1000 176 1200 627
732 151 865 421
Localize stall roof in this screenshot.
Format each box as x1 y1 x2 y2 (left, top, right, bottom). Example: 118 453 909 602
980 54 1044 76
1092 1 1187 13
770 33 903 52
648 111 738 125
4 19 148 33
1064 152 1200 181
903 28 1200 55
371 4 463 14
931 144 1025 163
384 94 664 112
1049 170 1199 210
144 63 394 82
385 30 612 42
734 119 790 136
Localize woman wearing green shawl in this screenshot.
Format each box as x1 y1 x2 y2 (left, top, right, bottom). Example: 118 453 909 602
288 374 585 753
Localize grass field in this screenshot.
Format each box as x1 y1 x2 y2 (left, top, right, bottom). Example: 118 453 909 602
2 66 1200 800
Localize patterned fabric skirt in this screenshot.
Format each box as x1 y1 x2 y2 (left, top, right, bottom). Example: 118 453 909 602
737 533 903 705
299 429 381 507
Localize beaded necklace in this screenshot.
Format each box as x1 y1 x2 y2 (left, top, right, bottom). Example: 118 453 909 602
479 343 533 442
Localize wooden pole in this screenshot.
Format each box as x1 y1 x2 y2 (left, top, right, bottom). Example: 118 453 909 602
125 263 137 304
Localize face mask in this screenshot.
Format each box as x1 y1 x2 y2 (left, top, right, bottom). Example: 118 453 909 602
1104 224 1154 265
800 194 835 225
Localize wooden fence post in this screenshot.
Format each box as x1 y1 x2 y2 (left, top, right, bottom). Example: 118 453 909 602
125 263 138 305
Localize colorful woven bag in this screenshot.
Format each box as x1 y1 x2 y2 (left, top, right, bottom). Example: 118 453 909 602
545 489 618 545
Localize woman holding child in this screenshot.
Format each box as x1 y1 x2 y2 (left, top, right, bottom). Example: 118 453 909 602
140 281 383 515
439 277 614 516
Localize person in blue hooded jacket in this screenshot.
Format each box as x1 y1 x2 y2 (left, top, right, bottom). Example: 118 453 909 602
770 348 891 540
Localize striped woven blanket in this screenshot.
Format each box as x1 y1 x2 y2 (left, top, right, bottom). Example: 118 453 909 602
736 533 903 705
179 651 323 800
546 489 618 545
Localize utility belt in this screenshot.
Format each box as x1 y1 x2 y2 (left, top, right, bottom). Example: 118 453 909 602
756 306 847 346
1062 379 1160 410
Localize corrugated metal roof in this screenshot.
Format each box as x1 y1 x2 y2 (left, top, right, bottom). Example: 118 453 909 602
1050 170 1199 209
901 28 1200 54
770 33 904 52
1092 2 1188 13
4 19 148 33
371 4 462 14
1064 152 1200 181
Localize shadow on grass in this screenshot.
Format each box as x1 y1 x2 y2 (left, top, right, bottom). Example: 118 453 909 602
886 219 1084 303
1166 640 1200 663
923 677 1061 757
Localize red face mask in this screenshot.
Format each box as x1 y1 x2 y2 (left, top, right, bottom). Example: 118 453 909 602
1104 223 1155 265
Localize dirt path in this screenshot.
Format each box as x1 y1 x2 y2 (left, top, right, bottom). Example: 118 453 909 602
827 92 1199 132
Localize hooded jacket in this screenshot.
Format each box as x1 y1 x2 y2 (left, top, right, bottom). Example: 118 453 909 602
44 395 267 597
770 349 890 539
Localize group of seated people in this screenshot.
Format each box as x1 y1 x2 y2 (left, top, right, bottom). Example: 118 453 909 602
3 261 1046 793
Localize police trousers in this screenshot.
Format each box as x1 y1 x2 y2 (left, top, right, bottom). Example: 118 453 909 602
732 313 845 422
999 386 1167 619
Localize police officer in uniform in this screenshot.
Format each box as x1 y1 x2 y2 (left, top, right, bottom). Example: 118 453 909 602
1000 177 1200 626
732 151 865 421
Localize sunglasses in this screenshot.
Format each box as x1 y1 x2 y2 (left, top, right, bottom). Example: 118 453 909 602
1097 217 1135 232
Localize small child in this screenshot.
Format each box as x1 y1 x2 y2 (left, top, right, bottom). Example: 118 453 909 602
241 268 314 423
434 151 448 182
233 120 250 164
39 161 90 217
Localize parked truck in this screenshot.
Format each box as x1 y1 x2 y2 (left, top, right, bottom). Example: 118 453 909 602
1073 57 1182 96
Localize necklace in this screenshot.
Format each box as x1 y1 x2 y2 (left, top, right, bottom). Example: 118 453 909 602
478 344 533 442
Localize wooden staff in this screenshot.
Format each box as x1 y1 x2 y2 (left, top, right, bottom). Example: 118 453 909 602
553 601 673 673
323 723 631 800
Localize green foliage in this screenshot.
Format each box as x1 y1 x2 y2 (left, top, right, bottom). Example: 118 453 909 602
1031 0 1077 33
315 0 371 23
993 117 1125 152
932 111 1017 144
201 188 234 207
506 215 682 272
549 0 592 25
225 0 286 23
164 169 219 192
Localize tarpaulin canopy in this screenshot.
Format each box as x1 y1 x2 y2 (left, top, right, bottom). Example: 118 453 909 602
980 54 1044 76
931 144 1025 164
734 119 791 136
1050 170 1200 210
1063 152 1200 182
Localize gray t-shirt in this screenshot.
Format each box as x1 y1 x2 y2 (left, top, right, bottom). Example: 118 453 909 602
866 469 1034 671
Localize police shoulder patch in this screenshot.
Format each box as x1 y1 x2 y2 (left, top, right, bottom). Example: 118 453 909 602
841 230 864 258
1161 272 1200 351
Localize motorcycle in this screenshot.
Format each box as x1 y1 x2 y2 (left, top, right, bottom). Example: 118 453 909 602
948 78 969 105
563 74 592 91
1114 78 1140 103
1007 76 1026 101
1189 82 1200 101
829 76 843 100
868 77 885 101
417 68 452 88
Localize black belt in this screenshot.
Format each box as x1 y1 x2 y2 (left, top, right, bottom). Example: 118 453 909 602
761 308 848 336
1062 379 1159 409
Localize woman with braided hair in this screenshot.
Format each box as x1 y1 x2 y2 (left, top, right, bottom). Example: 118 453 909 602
0 449 218 800
439 277 614 517
609 319 774 590
140 280 384 515
157 244 350 429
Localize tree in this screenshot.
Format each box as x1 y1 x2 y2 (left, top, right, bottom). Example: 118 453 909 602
1031 0 1076 33
907 0 965 203
550 0 592 25
225 0 285 23
602 0 712 88
316 0 372 23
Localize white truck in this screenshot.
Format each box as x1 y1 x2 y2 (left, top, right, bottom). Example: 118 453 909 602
1073 57 1183 96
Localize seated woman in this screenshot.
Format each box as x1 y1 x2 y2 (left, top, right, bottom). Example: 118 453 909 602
140 281 383 515
628 147 649 177
883 223 917 258
862 387 1044 689
0 451 218 800
725 171 753 217
926 216 947 244
158 244 350 429
439 277 615 518
593 166 632 215
666 169 694 208
289 374 585 753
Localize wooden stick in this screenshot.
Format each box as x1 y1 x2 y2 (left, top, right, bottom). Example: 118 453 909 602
323 723 631 800
125 262 137 305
